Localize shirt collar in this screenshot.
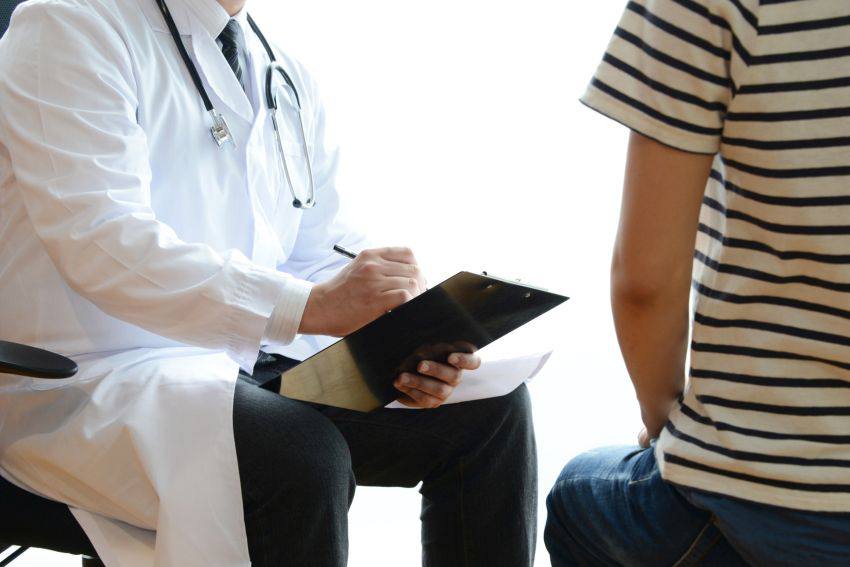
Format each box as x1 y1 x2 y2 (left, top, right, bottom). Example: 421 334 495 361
230 7 254 47
182 0 235 39
231 7 250 31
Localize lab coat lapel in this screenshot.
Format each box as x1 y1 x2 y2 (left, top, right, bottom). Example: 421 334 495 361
188 16 255 125
140 0 254 125
245 30 271 139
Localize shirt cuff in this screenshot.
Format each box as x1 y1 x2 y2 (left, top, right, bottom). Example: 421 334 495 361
263 277 314 347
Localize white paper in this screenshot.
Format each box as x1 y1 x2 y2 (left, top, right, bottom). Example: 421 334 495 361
385 351 553 409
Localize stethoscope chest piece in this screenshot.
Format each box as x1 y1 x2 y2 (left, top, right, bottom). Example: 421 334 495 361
209 109 234 148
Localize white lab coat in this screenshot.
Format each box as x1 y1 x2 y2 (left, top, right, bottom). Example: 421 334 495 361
0 0 363 564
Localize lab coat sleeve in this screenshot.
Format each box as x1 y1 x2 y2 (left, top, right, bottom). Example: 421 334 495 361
0 3 298 370
262 277 312 347
277 77 370 286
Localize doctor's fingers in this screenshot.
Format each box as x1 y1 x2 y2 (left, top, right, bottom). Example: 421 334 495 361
378 288 415 311
379 259 427 290
394 374 454 408
415 360 463 386
368 246 418 265
349 257 423 288
447 352 481 371
378 275 425 296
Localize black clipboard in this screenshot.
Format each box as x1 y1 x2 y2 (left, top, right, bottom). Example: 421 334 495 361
280 271 568 411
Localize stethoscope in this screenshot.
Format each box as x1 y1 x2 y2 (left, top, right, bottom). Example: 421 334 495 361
155 0 316 208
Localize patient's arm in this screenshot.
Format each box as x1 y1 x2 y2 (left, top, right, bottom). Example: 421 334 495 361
610 132 714 446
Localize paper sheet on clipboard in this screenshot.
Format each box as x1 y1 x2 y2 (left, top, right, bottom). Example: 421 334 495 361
384 351 553 409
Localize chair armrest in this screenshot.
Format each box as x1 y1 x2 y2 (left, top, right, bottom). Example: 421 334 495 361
0 341 78 379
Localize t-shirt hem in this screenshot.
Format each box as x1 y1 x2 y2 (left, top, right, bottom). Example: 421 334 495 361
665 479 850 517
656 447 850 513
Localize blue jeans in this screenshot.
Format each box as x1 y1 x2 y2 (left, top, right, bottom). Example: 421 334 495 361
545 446 850 566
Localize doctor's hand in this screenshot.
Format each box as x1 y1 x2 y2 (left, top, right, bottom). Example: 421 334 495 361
394 350 482 409
299 247 427 337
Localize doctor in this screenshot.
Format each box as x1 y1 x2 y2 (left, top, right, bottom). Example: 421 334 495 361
0 0 537 565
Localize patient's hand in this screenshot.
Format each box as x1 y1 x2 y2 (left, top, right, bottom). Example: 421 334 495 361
393 351 481 409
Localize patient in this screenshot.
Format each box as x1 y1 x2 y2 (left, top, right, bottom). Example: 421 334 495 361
545 1 850 565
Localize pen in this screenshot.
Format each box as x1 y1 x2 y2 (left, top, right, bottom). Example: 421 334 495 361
333 244 357 260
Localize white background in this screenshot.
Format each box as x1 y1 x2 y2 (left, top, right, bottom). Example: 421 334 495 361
11 1 641 565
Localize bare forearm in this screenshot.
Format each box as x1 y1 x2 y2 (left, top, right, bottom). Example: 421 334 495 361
611 132 714 438
611 272 689 435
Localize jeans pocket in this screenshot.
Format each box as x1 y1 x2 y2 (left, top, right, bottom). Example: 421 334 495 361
626 446 660 485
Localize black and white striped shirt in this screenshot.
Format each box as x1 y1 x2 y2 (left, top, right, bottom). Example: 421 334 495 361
584 0 850 511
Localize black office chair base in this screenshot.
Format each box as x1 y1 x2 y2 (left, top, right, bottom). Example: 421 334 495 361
0 547 28 567
1 546 104 566
0 475 101 564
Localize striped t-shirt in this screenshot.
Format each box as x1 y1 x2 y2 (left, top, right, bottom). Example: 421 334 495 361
584 0 850 512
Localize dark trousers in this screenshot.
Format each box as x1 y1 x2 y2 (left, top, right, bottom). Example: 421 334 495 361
234 354 537 567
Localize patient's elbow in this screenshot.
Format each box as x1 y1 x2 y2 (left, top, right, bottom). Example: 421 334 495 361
610 256 690 308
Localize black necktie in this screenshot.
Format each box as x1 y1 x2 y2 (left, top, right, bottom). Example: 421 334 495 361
217 19 243 90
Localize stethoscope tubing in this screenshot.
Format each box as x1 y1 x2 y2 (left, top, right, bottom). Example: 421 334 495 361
154 0 316 208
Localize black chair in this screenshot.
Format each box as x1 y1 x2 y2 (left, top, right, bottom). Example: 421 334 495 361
1 3 104 565
0 342 104 566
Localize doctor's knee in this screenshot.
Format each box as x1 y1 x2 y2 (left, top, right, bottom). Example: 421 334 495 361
233 383 355 510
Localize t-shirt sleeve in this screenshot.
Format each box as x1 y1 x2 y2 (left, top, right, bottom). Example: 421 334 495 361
582 0 734 154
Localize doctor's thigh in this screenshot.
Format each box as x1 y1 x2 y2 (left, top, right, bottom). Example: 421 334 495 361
232 379 537 567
